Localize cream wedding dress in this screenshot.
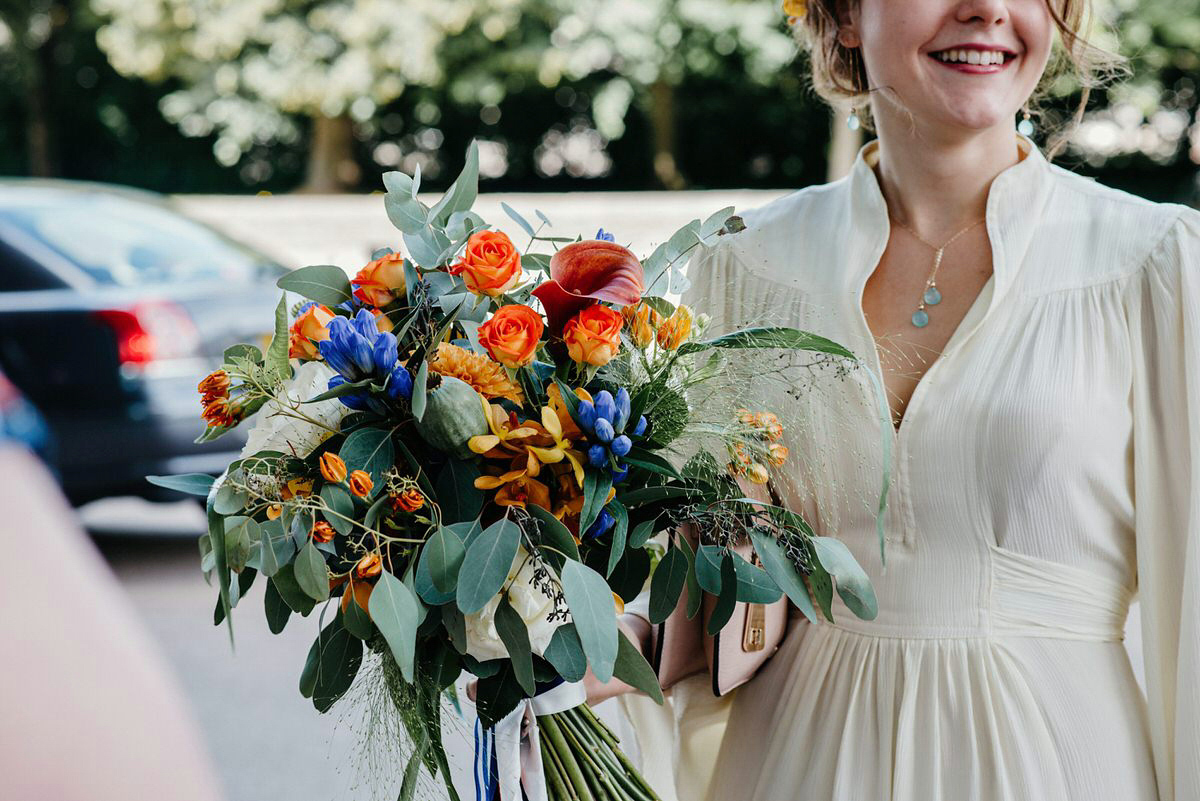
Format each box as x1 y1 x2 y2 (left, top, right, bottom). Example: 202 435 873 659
628 133 1200 801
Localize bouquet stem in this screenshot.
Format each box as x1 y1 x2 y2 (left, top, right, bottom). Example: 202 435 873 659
535 706 660 801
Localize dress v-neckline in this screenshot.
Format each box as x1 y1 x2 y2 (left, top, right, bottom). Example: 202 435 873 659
857 269 996 437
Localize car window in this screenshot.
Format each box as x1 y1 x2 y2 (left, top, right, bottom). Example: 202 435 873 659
0 191 284 287
0 241 63 291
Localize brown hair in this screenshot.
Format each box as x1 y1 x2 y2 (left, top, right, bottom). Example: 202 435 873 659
791 0 1129 158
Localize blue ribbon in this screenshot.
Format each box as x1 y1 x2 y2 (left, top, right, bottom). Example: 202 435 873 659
473 716 499 801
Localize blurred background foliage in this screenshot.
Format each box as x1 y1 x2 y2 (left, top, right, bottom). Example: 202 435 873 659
0 0 1196 201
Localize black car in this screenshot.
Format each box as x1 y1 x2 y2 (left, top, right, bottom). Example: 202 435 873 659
0 180 289 505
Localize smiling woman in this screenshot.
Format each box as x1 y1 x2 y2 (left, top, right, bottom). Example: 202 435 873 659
794 0 1126 156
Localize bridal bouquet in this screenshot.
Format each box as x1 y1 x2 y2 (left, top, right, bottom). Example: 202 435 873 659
149 140 880 801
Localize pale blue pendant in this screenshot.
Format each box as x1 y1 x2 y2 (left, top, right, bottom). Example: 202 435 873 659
923 286 942 305
1017 118 1035 136
911 309 930 328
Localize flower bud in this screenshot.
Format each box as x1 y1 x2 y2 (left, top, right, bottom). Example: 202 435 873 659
266 504 283 520
633 415 648 437
588 444 608 468
594 390 616 423
768 442 789 467
392 488 425 513
354 552 383 580
594 418 615 444
347 470 374 498
310 521 336 543
746 462 770 484
611 435 632 457
577 400 596 431
614 387 631 432
319 452 348 483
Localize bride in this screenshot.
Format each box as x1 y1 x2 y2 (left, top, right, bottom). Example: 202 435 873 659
601 1 1200 799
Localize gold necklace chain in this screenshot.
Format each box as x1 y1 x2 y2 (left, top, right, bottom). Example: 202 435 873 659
891 216 986 328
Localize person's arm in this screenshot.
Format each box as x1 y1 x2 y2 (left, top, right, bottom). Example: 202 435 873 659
0 445 225 801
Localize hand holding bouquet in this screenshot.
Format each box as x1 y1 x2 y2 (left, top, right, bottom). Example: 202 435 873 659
151 140 882 801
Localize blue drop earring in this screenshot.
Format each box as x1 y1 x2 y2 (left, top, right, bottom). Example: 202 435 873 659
847 108 861 131
1017 107 1034 137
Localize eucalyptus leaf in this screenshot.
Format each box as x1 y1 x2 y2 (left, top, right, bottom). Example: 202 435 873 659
749 529 817 625
411 361 429 421
560 560 617 683
276 264 352 307
605 500 629 577
223 516 258 574
542 623 587 682
319 483 355 536
527 503 579 561
422 526 466 594
612 630 664 704
263 578 291 634
707 553 739 635
649 544 689 624
270 563 316 615
678 326 855 359
146 473 215 497
580 471 612 539
265 294 291 383
628 519 656 549
369 569 422 681
342 595 375 640
811 536 878 620
494 596 535 695
501 201 536 238
456 518 521 615
294 541 330 602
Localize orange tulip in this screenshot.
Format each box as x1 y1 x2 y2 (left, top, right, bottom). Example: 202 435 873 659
310 521 336 543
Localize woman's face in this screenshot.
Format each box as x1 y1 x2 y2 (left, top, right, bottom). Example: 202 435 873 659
843 0 1055 134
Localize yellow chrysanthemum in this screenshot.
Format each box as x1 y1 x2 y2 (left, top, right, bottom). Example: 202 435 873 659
429 342 524 405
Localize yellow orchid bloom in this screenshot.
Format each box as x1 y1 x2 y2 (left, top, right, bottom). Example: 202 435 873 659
468 395 541 456
527 405 587 487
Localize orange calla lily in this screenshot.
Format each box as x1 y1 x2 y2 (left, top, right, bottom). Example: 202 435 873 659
532 240 645 334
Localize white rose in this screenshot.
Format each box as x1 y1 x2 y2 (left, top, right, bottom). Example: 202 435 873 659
240 360 350 459
464 545 570 662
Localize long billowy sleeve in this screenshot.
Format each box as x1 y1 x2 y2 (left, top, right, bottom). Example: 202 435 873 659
1126 207 1200 801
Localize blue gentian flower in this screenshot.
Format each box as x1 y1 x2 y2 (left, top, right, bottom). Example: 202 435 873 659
572 384 651 482
584 507 615 539
386 363 413 400
319 308 411 409
588 444 607 468
595 228 615 242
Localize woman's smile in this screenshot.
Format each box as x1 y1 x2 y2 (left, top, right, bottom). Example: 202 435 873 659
928 44 1019 74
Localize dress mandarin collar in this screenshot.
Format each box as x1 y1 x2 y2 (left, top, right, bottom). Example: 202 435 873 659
845 131 1052 321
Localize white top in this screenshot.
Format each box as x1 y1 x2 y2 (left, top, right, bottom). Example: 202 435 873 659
653 132 1200 801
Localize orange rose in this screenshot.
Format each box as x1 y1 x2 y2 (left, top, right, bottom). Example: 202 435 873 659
347 470 374 498
563 305 623 367
478 304 545 368
449 230 522 297
768 442 789 467
289 303 335 360
351 252 407 308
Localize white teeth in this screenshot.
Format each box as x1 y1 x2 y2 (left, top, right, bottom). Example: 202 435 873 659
935 49 1008 65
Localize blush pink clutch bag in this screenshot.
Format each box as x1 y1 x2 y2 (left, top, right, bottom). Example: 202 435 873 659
649 522 790 697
